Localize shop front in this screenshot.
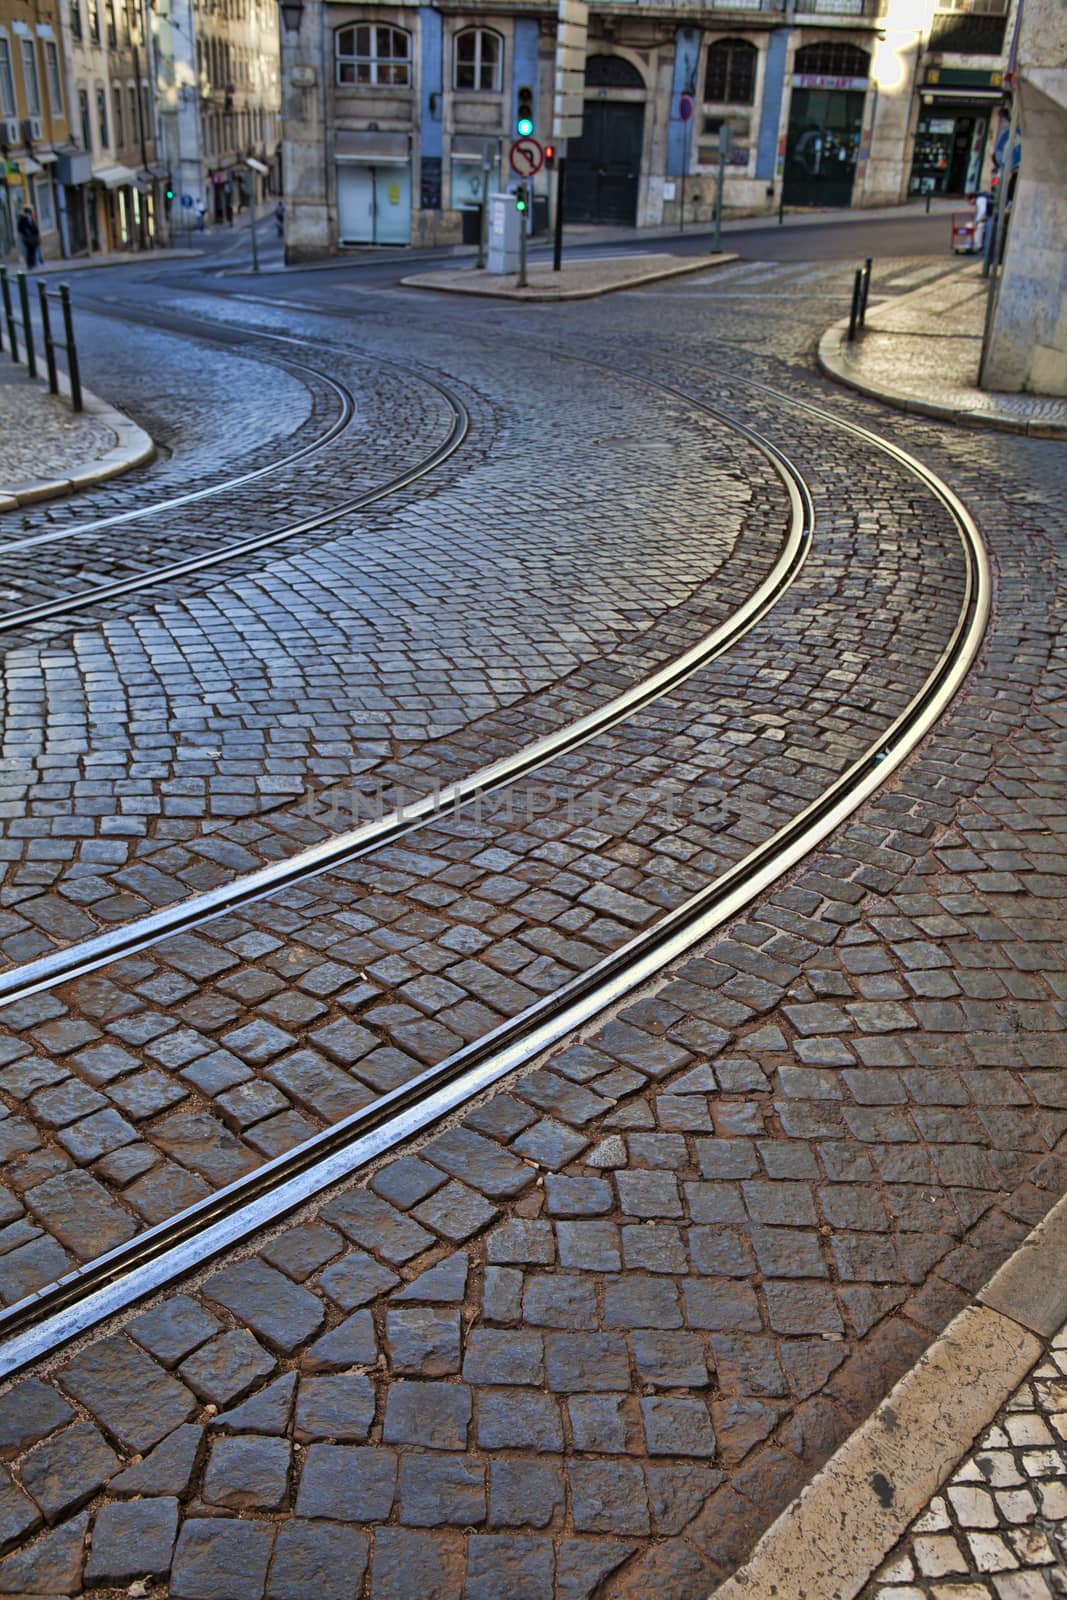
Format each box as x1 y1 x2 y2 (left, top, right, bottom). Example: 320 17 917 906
782 41 870 208
908 70 1004 196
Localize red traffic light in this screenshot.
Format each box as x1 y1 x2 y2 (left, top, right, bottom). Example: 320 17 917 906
544 143 555 165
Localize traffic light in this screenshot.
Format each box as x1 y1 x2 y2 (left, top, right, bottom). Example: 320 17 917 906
516 84 534 138
165 183 174 201
544 143 555 166
515 184 528 213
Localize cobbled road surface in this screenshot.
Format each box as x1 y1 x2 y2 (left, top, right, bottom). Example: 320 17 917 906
0 238 1062 1600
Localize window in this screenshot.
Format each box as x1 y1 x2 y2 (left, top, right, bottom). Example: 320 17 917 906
454 29 502 92
584 54 644 89
89 1 100 42
79 85 91 149
792 40 870 77
69 0 82 40
45 42 63 119
106 0 116 45
20 39 42 117
34 172 54 230
113 83 124 145
0 37 16 117
928 10 1007 51
335 25 411 87
128 84 138 141
96 83 108 147
705 38 757 104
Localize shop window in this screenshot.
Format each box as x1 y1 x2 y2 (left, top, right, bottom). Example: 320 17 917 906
792 40 870 78
584 54 644 89
928 10 1007 52
705 39 756 105
454 29 502 93
335 25 412 88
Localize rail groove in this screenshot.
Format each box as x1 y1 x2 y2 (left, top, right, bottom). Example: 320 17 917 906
0 360 989 1380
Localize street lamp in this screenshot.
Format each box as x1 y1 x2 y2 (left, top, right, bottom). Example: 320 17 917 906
278 0 303 32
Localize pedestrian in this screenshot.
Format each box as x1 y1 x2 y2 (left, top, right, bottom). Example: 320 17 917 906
970 190 992 253
17 206 41 269
195 199 206 232
274 199 284 238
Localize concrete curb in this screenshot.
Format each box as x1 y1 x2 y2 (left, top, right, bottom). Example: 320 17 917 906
0 383 155 512
401 252 739 301
816 323 1067 440
710 1188 1067 1600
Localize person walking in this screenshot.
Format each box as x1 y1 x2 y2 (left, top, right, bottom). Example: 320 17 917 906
17 206 41 268
195 199 207 232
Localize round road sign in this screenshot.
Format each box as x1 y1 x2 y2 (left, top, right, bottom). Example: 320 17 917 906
509 138 544 178
679 93 695 122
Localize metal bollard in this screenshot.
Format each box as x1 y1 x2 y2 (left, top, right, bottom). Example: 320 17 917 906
60 285 82 411
778 193 784 226
847 267 863 343
38 282 59 395
16 272 35 379
859 256 872 326
1 266 19 363
925 190 931 214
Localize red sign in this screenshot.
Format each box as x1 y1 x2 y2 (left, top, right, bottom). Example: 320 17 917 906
792 73 869 91
679 93 694 123
509 138 544 177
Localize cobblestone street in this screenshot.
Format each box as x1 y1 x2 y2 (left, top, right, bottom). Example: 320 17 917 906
0 228 1062 1599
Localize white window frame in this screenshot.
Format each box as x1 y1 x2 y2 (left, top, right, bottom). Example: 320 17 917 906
0 36 16 118
453 28 503 93
335 24 412 88
44 40 63 119
20 37 41 117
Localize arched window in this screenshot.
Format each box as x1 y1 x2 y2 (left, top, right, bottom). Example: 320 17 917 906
454 28 502 92
705 39 756 105
792 40 869 79
335 24 412 87
584 54 644 90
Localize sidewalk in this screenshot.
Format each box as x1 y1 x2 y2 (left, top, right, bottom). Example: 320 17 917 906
403 251 738 301
0 359 154 509
818 263 1067 439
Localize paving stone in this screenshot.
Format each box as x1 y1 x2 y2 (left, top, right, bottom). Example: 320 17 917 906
412 1180 499 1241
321 1191 434 1264
422 1127 536 1199
205 1260 325 1352
60 1335 196 1452
382 1382 472 1450
203 1433 291 1509
387 1308 462 1377
393 1254 469 1304
371 1528 462 1600
320 1249 401 1310
545 1334 631 1392
568 1394 637 1454
84 1496 179 1583
295 1445 397 1521
398 1454 485 1526
631 1331 710 1388
261 1224 344 1283
477 1390 563 1452
129 1295 222 1368
213 1372 298 1436
0 1476 40 1553
512 1118 590 1170
179 1329 277 1405
465 1534 555 1600
556 1539 636 1600
569 1460 651 1534
295 1376 376 1441
488 1459 565 1528
487 1219 555 1265
641 1396 717 1457
170 1517 275 1600
646 1464 724 1533
109 1423 204 1495
0 1507 87 1594
0 1380 74 1453
266 1520 369 1600
19 1421 120 1522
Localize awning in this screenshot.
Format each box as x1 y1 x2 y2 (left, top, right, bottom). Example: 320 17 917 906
335 130 409 165
93 164 138 189
36 151 57 165
19 158 43 176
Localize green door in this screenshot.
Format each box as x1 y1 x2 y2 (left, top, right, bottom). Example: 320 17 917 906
783 88 865 207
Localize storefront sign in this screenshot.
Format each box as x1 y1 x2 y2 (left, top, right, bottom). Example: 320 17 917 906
792 73 869 91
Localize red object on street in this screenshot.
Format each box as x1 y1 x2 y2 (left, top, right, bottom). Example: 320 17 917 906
951 209 976 253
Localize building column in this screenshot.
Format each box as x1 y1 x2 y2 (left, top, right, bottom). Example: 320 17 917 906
279 0 329 261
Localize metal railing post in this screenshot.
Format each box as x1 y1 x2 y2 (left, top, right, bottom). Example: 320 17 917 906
860 256 872 325
59 286 82 411
38 282 59 395
2 266 19 363
16 272 35 379
847 267 863 343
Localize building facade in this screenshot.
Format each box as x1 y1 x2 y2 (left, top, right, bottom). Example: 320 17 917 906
59 0 166 255
279 0 1019 260
154 0 281 235
1 0 72 261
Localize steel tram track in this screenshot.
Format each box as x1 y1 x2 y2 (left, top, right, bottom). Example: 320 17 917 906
0 366 989 1381
0 313 471 634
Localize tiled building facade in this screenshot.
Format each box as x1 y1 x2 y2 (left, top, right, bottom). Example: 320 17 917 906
279 0 1017 260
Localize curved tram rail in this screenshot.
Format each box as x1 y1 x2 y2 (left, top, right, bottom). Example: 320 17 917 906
0 317 990 1381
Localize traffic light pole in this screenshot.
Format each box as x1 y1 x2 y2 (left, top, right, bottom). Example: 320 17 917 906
518 185 529 288
553 156 566 272
249 171 259 274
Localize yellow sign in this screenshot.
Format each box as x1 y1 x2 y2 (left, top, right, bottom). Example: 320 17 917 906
388 182 399 205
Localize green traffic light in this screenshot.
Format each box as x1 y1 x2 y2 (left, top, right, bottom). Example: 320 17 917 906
516 115 533 137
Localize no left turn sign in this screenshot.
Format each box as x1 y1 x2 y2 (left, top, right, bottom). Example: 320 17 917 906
509 138 544 177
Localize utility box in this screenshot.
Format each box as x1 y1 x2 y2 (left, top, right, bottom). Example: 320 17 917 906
487 193 521 273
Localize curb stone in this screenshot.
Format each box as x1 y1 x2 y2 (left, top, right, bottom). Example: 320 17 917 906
709 1189 1067 1600
0 382 155 510
816 323 1067 441
402 252 740 302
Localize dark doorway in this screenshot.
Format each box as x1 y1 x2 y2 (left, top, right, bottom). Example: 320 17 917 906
564 101 644 225
782 87 865 207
